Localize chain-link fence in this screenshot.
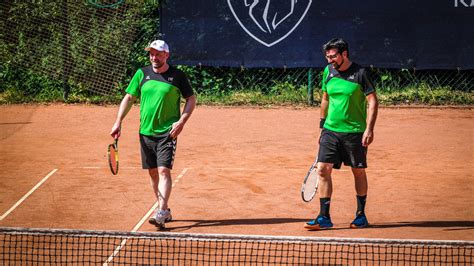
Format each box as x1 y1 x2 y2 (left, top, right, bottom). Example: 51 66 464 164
182 66 472 104
1 1 472 104
0 1 150 98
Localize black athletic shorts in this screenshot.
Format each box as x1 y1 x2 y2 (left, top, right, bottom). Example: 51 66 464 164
317 128 367 169
139 133 177 169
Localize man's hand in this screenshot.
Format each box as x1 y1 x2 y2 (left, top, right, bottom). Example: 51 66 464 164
169 95 196 139
110 122 121 139
169 121 184 139
362 129 374 147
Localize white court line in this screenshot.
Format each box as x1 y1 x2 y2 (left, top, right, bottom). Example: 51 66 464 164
81 166 143 169
0 169 58 221
79 165 465 173
103 168 189 266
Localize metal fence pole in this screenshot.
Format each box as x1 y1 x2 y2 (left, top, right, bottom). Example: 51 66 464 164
307 68 314 105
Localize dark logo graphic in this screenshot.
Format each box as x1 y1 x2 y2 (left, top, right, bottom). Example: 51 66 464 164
228 0 312 47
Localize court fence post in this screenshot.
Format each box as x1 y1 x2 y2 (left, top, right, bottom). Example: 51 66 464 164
307 68 314 105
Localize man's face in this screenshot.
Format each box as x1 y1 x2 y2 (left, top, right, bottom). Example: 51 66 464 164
325 48 344 70
149 49 169 69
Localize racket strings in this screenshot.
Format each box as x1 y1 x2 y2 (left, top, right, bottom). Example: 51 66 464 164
301 167 319 202
108 143 119 175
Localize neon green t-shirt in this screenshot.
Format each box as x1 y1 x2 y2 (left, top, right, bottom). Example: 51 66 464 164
126 65 194 136
322 63 375 133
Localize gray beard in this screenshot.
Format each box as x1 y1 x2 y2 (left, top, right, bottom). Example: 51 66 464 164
153 62 164 69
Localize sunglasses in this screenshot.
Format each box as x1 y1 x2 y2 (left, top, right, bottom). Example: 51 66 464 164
325 53 339 60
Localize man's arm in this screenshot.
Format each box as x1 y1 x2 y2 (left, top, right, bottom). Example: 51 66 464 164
110 93 136 139
317 92 329 143
362 92 378 147
170 94 197 139
320 91 329 124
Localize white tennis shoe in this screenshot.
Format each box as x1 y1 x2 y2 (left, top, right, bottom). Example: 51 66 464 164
149 208 172 227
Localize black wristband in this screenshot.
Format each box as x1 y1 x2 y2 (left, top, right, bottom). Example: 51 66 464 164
319 118 326 129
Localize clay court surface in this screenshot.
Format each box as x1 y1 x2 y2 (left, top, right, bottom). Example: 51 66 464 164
0 104 472 241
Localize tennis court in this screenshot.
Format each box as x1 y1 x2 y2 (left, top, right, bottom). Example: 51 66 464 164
0 104 473 264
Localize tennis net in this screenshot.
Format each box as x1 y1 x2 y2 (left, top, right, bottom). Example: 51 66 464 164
1 227 472 265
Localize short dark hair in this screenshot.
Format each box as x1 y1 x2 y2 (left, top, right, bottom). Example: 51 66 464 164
322 38 349 57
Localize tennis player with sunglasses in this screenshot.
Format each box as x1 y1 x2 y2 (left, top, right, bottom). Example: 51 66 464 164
110 39 196 229
305 38 378 230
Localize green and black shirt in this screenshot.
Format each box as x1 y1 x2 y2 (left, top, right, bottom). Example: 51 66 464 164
126 65 194 136
322 63 375 133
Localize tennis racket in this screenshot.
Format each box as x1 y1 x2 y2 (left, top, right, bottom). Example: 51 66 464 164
301 160 319 202
107 138 119 175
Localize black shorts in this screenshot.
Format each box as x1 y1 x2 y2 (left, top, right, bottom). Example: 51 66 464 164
139 133 177 169
317 128 367 169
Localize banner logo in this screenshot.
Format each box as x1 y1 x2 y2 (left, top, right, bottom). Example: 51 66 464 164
454 0 474 7
228 0 312 47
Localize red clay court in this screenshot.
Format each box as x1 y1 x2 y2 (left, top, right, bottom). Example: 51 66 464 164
0 104 472 241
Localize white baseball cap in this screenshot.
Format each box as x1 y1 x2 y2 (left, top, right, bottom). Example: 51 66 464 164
144 40 169 53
